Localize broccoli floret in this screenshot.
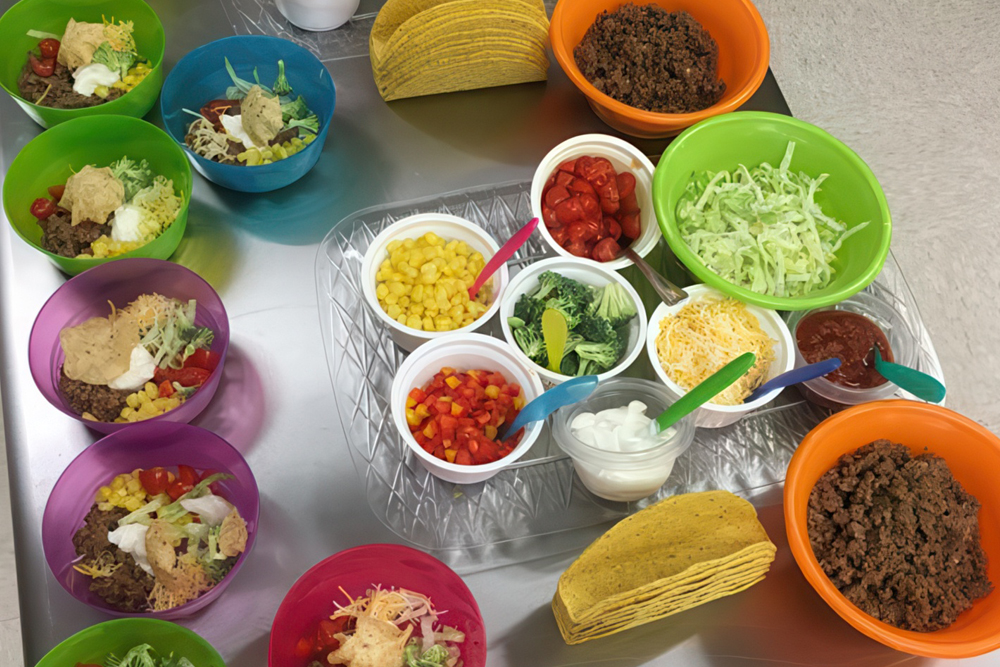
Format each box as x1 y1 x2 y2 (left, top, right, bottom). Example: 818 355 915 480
575 339 622 372
272 59 293 97
281 94 310 121
560 352 580 376
513 321 547 366
544 295 583 329
590 282 638 328
513 292 545 326
529 271 564 301
576 313 618 345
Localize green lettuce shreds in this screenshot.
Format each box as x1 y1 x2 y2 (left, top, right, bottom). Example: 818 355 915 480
675 142 869 298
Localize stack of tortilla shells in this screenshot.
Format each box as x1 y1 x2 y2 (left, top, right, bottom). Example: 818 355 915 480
553 491 777 644
369 0 549 102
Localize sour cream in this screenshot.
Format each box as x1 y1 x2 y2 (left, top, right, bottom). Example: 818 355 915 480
110 203 145 243
72 62 120 97
570 400 664 452
108 344 156 391
220 114 257 149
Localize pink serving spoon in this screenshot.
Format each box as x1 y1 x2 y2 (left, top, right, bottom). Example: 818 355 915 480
468 217 539 299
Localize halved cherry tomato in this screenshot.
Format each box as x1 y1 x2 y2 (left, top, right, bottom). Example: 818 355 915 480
29 53 54 77
544 173 556 191
578 193 602 222
184 348 221 372
555 171 575 187
593 237 622 262
616 172 636 199
177 464 199 487
166 479 193 501
620 212 641 241
619 191 639 215
139 467 170 496
155 366 211 387
607 217 622 241
549 226 568 245
200 99 238 132
564 240 589 257
567 177 596 198
541 204 557 227
544 185 570 209
557 158 578 174
47 184 65 200
30 198 56 219
567 221 592 243
38 38 60 59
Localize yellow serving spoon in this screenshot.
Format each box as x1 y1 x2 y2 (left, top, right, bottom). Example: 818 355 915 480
542 308 568 374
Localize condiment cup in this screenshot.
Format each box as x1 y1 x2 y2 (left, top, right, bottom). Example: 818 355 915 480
361 213 509 352
34 618 224 667
645 284 794 428
275 0 360 31
389 333 545 485
499 257 648 385
268 544 487 667
28 258 229 434
531 134 659 271
41 423 259 619
785 400 1000 658
549 0 770 138
160 35 335 193
0 0 166 128
552 378 695 502
785 291 921 409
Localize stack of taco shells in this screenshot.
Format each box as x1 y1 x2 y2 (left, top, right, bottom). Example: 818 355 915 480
553 490 777 644
369 0 549 101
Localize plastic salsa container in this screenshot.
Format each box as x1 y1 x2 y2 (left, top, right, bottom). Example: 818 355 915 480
785 291 919 408
551 378 695 502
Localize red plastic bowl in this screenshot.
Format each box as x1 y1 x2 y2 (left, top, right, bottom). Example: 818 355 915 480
29 258 229 434
268 544 487 667
41 422 259 619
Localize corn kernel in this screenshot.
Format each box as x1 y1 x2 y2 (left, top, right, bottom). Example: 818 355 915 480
126 394 140 409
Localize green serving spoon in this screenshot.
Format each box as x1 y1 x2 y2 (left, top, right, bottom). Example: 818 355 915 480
542 308 568 374
873 347 946 403
651 352 757 434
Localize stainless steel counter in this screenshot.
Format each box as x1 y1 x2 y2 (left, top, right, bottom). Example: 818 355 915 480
2 0 994 665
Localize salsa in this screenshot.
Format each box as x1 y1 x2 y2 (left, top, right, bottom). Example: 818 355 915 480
795 310 893 389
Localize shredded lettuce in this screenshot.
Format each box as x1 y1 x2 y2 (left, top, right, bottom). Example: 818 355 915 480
154 473 233 524
675 141 869 298
105 644 196 667
27 29 61 40
110 156 154 201
139 298 213 369
118 493 169 526
92 41 137 79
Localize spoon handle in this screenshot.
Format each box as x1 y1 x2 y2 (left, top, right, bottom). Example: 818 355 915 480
622 247 688 306
502 375 599 438
654 352 756 433
468 217 538 299
744 358 842 403
874 349 946 403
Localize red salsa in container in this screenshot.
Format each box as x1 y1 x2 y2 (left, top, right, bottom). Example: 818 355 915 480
795 310 893 389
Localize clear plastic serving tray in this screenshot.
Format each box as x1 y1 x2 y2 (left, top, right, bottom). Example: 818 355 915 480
316 180 945 560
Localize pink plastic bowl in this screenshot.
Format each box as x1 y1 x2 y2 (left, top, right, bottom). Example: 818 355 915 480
41 422 260 619
268 544 487 667
29 258 229 434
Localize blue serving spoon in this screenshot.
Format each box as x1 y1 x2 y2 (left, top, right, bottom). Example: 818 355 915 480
744 358 843 403
497 375 599 441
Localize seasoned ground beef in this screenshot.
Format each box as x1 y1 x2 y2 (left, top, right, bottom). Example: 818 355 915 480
574 4 725 114
38 208 111 258
72 504 154 613
808 440 992 632
59 366 130 422
17 59 124 109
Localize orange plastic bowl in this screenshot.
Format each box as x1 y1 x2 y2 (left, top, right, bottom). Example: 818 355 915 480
785 400 1000 658
549 0 770 138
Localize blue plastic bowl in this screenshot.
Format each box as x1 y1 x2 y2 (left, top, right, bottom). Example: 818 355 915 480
160 35 335 193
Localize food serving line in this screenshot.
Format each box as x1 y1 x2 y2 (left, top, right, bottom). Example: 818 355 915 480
1 0 996 665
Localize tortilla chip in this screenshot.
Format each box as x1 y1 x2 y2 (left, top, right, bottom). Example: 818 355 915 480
59 309 141 385
145 519 179 577
219 509 248 558
327 615 407 667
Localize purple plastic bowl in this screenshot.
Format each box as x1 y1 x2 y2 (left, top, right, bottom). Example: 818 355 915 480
41 422 259 619
29 258 230 434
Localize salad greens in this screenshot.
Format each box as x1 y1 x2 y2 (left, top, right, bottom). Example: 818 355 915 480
675 141 869 298
137 298 215 370
92 40 137 78
508 272 635 376
110 156 154 201
104 643 196 667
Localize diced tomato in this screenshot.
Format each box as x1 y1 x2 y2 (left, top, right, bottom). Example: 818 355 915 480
544 185 570 208
177 464 199 486
30 197 56 219
184 348 221 371
542 204 558 228
38 38 60 60
317 617 348 648
28 52 54 77
166 479 193 500
138 467 170 496
158 380 175 398
593 237 622 263
564 240 589 257
549 226 568 245
294 636 314 659
156 366 211 388
557 158 578 174
553 197 583 224
47 184 65 200
555 171 575 187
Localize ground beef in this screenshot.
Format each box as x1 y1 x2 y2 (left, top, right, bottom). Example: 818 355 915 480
38 208 111 258
59 366 130 422
808 440 992 632
17 58 124 109
574 4 725 114
72 504 154 613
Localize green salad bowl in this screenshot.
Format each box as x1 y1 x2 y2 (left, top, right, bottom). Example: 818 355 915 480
0 0 165 128
653 111 892 311
35 618 225 667
3 115 191 275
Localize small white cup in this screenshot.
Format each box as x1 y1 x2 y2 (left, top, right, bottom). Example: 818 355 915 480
275 0 360 31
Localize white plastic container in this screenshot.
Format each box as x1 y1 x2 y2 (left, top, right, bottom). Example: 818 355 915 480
361 213 508 352
390 333 546 484
530 133 659 272
275 0 359 31
551 378 695 502
785 291 920 408
499 256 647 385
646 284 795 429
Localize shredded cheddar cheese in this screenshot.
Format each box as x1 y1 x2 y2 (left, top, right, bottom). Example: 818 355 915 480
655 295 775 405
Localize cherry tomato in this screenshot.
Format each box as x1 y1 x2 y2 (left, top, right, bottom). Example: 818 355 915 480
578 193 602 222
544 185 570 209
184 348 221 372
557 158 578 174
47 184 65 200
138 467 170 496
317 617 349 648
541 204 558 228
555 171 575 187
607 218 622 241
564 240 589 257
553 197 584 225
177 464 199 487
155 366 211 387
566 177 596 198
549 226 568 245
619 191 639 215
592 237 622 262
29 53 54 77
38 38 60 59
567 222 592 243
544 173 556 191
616 172 636 199
166 479 193 501
30 198 56 219
620 212 641 241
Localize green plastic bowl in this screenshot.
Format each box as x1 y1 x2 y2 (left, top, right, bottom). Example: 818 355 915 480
0 0 165 128
3 115 191 275
653 111 892 311
35 618 225 667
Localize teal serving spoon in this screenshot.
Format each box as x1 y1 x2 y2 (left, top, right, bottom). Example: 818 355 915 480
497 375 599 441
873 348 946 403
650 352 757 434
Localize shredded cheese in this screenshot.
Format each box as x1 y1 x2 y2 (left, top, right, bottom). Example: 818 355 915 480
655 295 775 405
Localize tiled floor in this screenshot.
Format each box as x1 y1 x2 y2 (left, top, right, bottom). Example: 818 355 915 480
2 1 998 666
